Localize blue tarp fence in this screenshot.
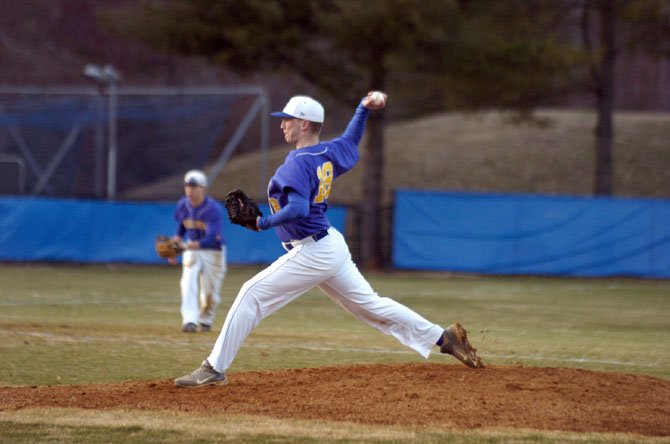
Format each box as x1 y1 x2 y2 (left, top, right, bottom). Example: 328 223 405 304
2 193 669 278
0 197 346 265
393 190 670 278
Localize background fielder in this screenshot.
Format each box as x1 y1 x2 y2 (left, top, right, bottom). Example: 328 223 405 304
172 170 227 333
175 92 482 387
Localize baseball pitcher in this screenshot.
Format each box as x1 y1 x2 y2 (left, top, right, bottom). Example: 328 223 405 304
175 92 482 387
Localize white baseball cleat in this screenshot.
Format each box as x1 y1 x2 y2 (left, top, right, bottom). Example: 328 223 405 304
440 323 484 368
174 360 227 387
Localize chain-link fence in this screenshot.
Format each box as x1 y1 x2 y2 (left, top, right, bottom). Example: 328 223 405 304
0 86 268 200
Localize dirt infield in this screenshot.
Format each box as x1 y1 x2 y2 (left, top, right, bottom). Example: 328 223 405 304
1 363 668 437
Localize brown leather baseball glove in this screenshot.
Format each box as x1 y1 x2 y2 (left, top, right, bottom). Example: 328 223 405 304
155 236 185 259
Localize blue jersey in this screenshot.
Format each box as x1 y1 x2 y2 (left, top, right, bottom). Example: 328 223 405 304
267 103 370 242
174 196 225 249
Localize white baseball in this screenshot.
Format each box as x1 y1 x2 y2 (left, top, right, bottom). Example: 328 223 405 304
370 91 385 106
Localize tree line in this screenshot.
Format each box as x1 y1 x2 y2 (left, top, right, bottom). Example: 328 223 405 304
106 0 669 268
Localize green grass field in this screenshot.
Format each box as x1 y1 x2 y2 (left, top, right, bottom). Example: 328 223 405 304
1 263 669 443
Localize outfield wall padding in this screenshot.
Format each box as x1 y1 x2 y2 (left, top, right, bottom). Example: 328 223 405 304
0 197 346 265
393 190 670 278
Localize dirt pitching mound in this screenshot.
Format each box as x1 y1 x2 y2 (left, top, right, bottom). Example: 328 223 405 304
1 363 668 436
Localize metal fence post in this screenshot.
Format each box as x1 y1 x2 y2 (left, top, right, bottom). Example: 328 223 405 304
107 75 118 200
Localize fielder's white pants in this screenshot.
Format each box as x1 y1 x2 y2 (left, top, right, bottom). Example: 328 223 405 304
180 247 227 327
207 228 443 373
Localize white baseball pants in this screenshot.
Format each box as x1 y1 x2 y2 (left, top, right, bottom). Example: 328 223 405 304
180 247 227 327
207 228 443 373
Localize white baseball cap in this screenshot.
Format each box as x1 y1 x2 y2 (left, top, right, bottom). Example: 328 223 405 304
184 169 207 187
271 96 324 123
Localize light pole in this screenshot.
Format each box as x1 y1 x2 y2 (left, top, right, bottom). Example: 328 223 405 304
84 64 121 200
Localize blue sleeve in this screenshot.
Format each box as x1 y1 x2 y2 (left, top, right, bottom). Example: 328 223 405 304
176 222 185 238
174 202 186 237
340 103 370 145
198 202 223 248
257 190 309 230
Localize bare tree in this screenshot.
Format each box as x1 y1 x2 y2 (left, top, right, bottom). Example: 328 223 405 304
581 0 617 196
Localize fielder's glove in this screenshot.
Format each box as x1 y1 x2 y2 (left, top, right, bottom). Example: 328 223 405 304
224 189 263 230
155 236 185 259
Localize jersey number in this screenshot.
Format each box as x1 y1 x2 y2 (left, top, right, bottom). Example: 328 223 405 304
314 162 333 203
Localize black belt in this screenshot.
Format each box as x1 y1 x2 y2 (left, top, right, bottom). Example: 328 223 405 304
311 230 329 242
284 230 329 251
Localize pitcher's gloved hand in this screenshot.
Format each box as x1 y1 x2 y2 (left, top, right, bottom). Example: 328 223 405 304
224 189 263 231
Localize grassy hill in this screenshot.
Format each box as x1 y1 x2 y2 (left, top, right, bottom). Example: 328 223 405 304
123 109 670 204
